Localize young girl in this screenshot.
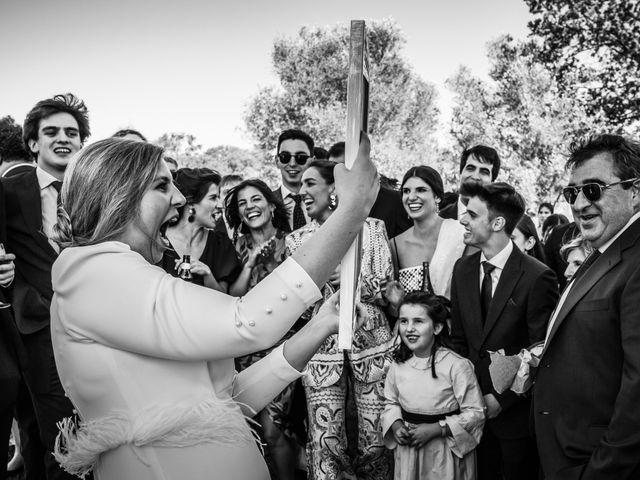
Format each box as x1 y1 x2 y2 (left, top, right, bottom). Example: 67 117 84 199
382 292 485 480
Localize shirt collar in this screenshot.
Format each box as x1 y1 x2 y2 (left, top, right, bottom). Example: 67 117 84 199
480 240 513 270
280 184 299 199
36 166 59 190
598 211 640 253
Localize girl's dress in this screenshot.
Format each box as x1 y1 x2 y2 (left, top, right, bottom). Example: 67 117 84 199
395 219 466 298
286 218 394 480
382 348 485 480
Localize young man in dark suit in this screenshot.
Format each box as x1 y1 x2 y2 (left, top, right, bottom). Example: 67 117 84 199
535 135 640 479
440 145 501 221
450 182 558 480
2 93 90 480
272 129 314 231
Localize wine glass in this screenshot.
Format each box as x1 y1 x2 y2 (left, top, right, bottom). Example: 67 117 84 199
0 243 12 309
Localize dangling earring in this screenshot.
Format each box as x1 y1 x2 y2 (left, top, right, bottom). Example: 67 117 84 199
436 198 441 214
187 206 195 223
329 193 338 210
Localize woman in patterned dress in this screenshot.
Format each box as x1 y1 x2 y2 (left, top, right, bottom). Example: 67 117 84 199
286 160 394 480
388 166 466 303
224 178 299 480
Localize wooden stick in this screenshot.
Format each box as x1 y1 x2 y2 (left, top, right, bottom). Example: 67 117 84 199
338 20 370 351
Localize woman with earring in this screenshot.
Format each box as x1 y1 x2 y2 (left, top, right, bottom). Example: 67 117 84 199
286 159 394 480
224 179 298 480
388 166 466 303
160 168 240 292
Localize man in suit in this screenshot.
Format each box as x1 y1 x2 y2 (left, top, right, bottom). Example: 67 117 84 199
2 93 90 480
535 135 640 479
328 141 410 238
272 129 314 232
440 145 501 221
450 182 558 480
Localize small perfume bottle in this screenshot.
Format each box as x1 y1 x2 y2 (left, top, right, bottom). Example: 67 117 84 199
421 261 434 295
178 255 193 281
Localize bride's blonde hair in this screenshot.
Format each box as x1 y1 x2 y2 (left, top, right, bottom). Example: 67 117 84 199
53 138 164 249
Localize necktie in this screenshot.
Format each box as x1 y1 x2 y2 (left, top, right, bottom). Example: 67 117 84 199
291 194 306 230
480 261 496 325
52 180 63 206
571 250 601 283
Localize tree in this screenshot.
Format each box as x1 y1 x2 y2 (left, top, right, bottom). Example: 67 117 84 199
447 35 603 206
525 0 640 129
244 19 440 179
154 132 203 166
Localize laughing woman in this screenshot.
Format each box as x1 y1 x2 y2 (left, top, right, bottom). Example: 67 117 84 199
224 178 299 480
48 137 380 480
286 159 395 480
160 168 240 292
389 166 466 301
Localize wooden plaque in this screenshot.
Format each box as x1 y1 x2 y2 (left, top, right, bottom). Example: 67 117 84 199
338 20 370 350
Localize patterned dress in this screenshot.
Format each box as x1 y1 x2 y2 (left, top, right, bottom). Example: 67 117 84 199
381 349 485 480
286 218 395 480
233 230 297 440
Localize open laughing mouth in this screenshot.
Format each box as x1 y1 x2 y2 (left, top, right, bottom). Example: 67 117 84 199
54 147 72 155
159 215 178 247
407 202 422 212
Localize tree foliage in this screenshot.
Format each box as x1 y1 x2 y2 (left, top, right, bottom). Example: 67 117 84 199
244 18 440 179
447 35 603 206
525 0 640 128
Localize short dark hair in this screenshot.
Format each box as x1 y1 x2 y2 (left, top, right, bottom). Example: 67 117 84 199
173 167 221 219
23 93 90 158
538 202 554 214
542 214 569 238
0 116 31 162
277 129 314 154
328 141 345 160
306 159 337 185
112 128 147 142
313 147 329 160
567 134 640 183
224 179 289 237
460 145 501 181
461 181 525 235
393 292 451 378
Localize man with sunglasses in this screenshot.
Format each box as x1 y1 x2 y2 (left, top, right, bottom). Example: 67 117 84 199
535 134 640 479
272 129 314 231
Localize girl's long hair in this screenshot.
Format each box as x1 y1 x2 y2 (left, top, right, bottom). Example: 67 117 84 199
393 291 452 378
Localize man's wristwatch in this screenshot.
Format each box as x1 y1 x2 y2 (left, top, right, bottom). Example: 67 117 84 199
438 419 447 437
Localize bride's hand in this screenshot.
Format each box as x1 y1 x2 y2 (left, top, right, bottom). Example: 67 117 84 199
333 133 379 219
313 291 369 335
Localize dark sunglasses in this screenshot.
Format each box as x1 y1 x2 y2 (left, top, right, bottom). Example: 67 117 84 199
276 152 311 165
562 178 638 204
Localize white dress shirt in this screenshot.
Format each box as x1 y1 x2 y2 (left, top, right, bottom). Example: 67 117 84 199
479 240 513 297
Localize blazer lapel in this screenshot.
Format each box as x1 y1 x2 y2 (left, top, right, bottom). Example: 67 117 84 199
17 170 58 258
481 247 523 342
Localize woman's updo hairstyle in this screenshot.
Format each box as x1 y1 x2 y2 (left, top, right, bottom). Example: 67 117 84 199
172 167 221 219
52 138 165 249
306 159 337 185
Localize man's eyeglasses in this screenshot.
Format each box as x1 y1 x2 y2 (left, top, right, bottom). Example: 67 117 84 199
276 152 311 165
562 178 638 205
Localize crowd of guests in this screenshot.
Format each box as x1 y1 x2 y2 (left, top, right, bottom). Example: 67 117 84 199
1 93 639 480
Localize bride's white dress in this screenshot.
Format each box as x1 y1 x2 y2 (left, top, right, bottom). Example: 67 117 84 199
50 241 321 480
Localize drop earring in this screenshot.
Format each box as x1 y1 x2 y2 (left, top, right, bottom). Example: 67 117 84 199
329 194 338 210
187 206 195 223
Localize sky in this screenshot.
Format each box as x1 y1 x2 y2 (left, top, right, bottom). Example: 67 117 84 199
0 0 532 150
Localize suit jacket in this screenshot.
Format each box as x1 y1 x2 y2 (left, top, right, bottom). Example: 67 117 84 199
534 218 640 480
2 169 57 334
439 202 458 220
0 181 23 411
450 244 558 438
